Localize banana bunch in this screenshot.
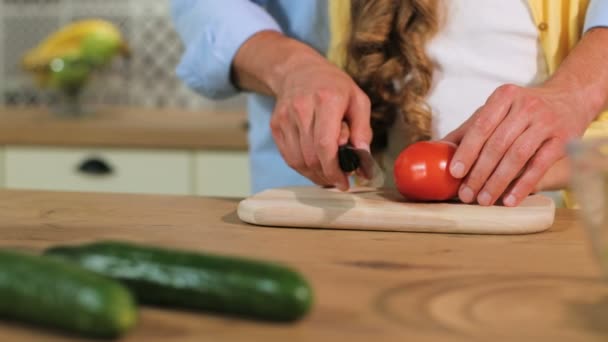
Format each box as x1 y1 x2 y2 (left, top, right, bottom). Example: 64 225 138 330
22 19 130 94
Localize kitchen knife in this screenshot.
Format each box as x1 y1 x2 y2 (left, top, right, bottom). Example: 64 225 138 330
338 144 385 188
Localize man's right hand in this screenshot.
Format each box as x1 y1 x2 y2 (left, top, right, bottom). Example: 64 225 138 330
232 31 372 191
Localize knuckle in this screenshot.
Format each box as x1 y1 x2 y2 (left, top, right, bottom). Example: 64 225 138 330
531 147 557 169
512 144 532 163
356 90 371 110
463 168 485 189
495 84 519 98
490 167 514 189
269 116 281 133
362 128 373 143
484 141 506 160
526 96 543 109
472 115 494 134
551 126 577 139
316 136 335 150
520 97 545 116
485 181 506 199
273 102 288 116
538 113 555 127
530 158 550 173
550 126 571 141
551 136 569 150
465 174 483 190
290 96 310 116
272 104 288 119
309 159 322 170
315 88 342 105
270 126 281 140
302 153 321 170
286 158 305 171
314 89 332 104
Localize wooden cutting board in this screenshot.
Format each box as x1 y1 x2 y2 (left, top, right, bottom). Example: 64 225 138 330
237 186 556 234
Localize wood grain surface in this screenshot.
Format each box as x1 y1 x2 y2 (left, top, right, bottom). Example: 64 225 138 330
0 106 248 150
0 189 605 341
238 186 556 234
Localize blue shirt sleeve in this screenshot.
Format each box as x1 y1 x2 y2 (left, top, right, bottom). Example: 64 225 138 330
584 0 608 32
171 0 282 99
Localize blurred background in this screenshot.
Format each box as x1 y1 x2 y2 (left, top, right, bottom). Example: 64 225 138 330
0 0 251 198
1 0 245 110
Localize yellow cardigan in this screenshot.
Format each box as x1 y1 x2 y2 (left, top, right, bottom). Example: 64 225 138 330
328 0 605 208
328 0 591 72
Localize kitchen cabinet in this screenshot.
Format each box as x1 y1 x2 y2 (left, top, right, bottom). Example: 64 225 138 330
0 148 4 187
195 151 251 197
2 146 251 197
0 106 251 197
4 146 192 195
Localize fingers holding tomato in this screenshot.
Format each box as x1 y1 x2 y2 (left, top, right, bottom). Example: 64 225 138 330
394 141 462 201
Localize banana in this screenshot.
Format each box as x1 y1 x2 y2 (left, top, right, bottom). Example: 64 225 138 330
22 19 129 71
21 19 130 90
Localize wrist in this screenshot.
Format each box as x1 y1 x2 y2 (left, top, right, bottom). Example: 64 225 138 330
232 30 325 96
264 37 327 95
543 73 605 129
544 28 608 125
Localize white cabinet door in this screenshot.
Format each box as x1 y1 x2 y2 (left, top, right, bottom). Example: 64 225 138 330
195 151 250 197
4 146 193 195
0 147 4 187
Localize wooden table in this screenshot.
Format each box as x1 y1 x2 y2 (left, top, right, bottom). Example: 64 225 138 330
0 189 606 341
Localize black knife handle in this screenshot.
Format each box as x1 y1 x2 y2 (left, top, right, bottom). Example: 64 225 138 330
338 145 360 172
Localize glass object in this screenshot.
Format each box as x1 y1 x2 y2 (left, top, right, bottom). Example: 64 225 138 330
568 138 608 276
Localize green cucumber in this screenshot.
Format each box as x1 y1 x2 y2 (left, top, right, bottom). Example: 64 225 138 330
44 241 313 321
0 249 137 338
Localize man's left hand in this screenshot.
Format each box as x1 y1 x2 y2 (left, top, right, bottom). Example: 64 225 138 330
442 83 589 207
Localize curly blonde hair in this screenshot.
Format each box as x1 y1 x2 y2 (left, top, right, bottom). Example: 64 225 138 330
345 0 439 152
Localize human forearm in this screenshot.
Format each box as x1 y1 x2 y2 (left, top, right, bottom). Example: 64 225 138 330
231 30 329 97
171 0 282 99
544 28 608 124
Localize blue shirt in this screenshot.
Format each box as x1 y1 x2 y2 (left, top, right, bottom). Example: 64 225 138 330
171 0 608 194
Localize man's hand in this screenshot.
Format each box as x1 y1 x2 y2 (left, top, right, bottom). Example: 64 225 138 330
442 28 608 207
233 31 372 191
443 84 587 206
269 53 371 191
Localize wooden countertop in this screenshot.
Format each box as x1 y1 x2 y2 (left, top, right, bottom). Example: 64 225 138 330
0 189 606 341
0 106 248 150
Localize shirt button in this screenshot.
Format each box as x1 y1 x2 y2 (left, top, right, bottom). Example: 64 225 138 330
538 22 548 31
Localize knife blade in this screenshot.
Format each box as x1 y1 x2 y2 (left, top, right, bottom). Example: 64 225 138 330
338 144 385 188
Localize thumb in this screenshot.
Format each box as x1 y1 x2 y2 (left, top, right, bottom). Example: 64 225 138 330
346 91 372 151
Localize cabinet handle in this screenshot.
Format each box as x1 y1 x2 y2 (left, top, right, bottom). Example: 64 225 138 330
77 157 113 176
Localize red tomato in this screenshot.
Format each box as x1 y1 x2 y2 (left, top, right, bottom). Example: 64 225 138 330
394 141 462 201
